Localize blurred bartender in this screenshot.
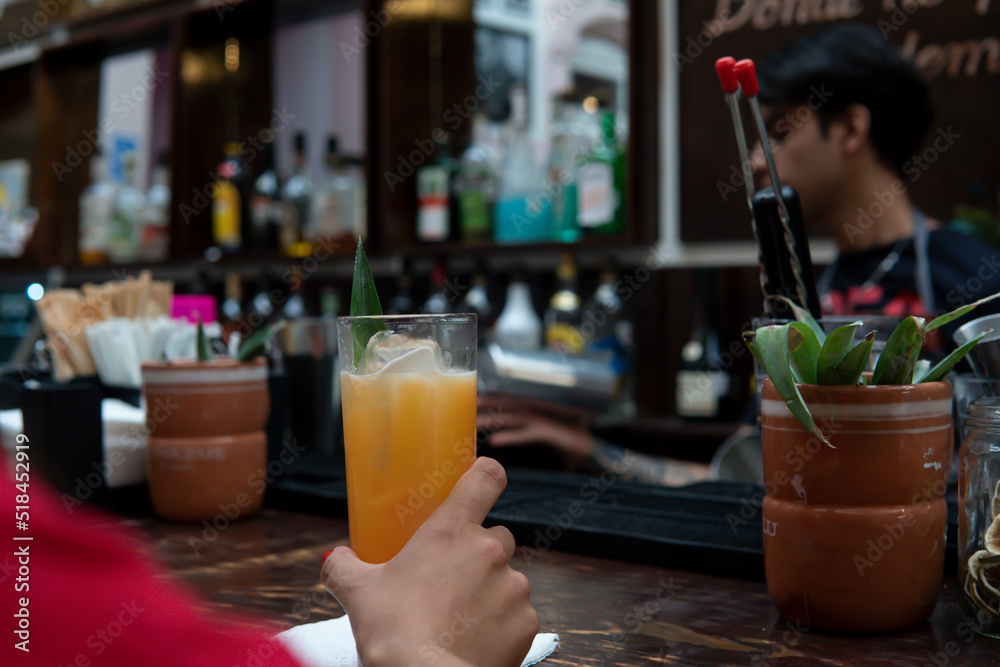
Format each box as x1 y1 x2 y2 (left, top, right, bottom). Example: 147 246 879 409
480 23 1000 477
753 23 1000 325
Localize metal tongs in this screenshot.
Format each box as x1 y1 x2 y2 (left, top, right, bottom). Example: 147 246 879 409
715 57 822 319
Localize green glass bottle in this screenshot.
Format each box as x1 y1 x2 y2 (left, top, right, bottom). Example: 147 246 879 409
577 111 623 235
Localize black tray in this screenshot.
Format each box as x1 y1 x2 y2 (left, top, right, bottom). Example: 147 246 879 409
265 459 959 581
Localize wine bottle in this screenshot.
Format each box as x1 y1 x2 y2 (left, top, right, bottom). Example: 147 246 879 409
416 137 456 243
421 262 452 314
676 269 732 419
78 149 116 265
544 252 584 355
282 132 314 257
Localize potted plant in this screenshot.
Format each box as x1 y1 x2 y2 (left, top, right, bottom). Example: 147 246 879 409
141 321 283 522
745 296 995 633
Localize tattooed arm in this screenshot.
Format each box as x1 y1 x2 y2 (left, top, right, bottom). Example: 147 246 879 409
478 394 710 487
589 439 711 487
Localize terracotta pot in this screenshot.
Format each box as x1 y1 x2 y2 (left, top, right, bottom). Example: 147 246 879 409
760 378 952 633
141 358 269 522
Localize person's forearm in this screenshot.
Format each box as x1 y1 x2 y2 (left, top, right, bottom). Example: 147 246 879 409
590 439 710 486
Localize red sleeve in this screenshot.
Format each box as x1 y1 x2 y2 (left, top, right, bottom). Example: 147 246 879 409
2 464 306 667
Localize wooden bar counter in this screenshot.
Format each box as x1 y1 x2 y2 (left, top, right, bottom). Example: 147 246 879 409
131 508 999 666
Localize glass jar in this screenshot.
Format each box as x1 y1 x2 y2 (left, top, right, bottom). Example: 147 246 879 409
958 397 1000 638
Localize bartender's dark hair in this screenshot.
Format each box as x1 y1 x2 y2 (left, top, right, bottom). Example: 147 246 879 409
755 23 934 177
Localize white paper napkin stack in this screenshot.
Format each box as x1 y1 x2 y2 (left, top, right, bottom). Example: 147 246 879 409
275 615 559 667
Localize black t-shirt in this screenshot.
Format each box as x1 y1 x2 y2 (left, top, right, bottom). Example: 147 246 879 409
822 227 1000 342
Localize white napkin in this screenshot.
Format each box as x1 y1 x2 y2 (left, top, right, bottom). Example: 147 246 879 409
100 398 148 487
85 316 199 388
275 615 558 667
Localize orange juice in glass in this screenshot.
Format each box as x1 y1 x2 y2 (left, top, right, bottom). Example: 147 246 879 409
337 314 477 563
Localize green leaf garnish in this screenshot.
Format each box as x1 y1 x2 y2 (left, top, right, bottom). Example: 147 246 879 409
236 320 287 362
872 316 924 385
349 238 386 369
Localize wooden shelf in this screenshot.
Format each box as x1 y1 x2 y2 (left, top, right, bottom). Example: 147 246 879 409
0 0 660 275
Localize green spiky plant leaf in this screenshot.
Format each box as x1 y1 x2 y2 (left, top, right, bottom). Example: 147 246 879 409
871 316 925 385
816 321 861 385
748 295 999 446
926 292 1000 333
349 238 386 370
746 326 831 447
787 322 821 385
237 320 287 362
832 330 876 386
920 331 990 383
196 316 213 362
769 295 826 345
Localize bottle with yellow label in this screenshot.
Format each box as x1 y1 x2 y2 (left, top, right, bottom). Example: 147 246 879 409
213 142 244 251
544 252 584 355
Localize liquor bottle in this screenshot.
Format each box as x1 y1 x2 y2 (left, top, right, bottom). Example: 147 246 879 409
544 252 584 355
312 136 364 245
416 136 455 243
582 267 623 349
494 87 551 243
583 266 635 417
248 275 275 329
78 150 116 265
282 132 314 257
456 115 498 243
613 127 627 234
283 282 306 319
220 272 244 341
577 110 623 235
549 94 580 243
462 272 493 341
250 143 282 251
421 262 452 314
387 267 417 315
212 142 246 252
109 153 145 263
320 286 340 318
676 269 732 420
493 272 542 352
139 152 170 262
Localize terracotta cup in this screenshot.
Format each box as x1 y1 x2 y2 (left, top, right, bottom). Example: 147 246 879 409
760 378 953 633
141 358 270 521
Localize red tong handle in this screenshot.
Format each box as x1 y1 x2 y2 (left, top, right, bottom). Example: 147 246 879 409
733 59 759 97
715 57 739 94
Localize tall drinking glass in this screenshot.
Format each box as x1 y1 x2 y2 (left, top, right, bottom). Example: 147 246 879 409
337 314 477 564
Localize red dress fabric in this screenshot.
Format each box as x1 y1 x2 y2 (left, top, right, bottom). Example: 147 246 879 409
2 466 305 666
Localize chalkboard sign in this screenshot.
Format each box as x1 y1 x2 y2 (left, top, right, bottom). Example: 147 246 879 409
675 1 1000 244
